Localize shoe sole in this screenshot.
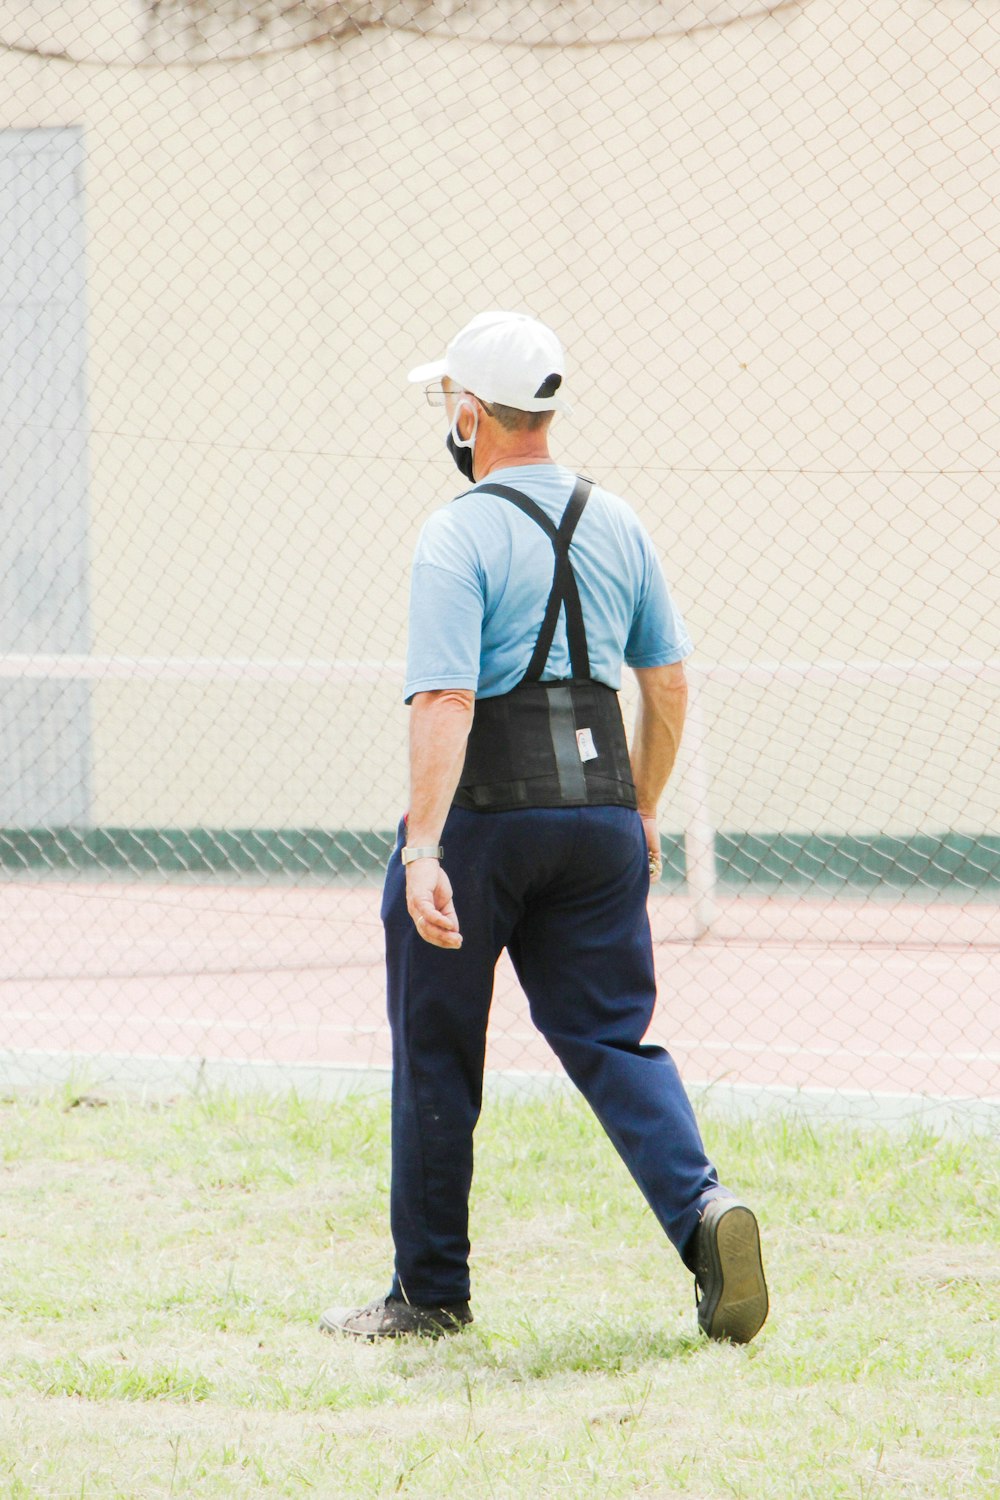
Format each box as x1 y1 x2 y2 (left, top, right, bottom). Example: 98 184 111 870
318 1309 469 1340
698 1202 769 1344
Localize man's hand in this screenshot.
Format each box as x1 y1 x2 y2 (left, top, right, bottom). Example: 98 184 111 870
631 663 687 886
405 859 463 949
641 814 663 882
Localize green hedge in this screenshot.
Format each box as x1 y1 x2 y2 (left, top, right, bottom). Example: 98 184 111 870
0 828 997 890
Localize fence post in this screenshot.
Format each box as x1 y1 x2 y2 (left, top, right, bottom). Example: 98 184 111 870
683 670 718 938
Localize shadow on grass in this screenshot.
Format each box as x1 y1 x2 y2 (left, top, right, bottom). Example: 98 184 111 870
391 1319 704 1381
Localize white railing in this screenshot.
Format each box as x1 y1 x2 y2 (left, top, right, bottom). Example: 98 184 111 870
0 654 407 684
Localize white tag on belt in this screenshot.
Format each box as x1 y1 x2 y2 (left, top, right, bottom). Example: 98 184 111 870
575 727 598 762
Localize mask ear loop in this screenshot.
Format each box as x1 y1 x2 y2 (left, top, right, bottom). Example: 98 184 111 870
449 398 479 454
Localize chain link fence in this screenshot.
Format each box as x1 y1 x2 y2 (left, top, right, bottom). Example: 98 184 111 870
1 0 998 1126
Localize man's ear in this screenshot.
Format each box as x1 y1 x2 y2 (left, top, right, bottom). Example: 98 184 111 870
456 399 479 441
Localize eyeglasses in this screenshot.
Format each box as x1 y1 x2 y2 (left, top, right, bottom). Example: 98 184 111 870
424 384 471 408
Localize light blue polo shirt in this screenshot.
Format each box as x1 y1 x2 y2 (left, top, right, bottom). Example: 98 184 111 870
404 464 692 703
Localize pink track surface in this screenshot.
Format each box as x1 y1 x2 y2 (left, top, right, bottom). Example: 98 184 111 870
0 882 997 1102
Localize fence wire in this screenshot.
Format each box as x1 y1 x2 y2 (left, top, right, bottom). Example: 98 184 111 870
1 0 998 1125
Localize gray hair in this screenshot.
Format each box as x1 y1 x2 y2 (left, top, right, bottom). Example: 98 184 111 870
480 401 554 433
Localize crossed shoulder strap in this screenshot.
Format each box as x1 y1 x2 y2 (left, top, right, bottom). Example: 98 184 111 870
464 476 593 682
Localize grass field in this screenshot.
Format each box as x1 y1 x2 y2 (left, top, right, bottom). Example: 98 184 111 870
0 1089 997 1498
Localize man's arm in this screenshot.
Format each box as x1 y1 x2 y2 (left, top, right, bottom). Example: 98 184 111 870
404 687 475 948
630 662 689 873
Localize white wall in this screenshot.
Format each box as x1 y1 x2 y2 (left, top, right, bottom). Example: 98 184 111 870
1 0 997 833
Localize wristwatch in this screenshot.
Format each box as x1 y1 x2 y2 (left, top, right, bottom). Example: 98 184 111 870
401 845 444 865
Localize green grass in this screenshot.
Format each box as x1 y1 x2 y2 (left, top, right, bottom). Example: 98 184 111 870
0 1090 997 1498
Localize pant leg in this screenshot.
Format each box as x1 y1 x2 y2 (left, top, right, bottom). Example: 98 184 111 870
505 805 724 1263
382 811 523 1306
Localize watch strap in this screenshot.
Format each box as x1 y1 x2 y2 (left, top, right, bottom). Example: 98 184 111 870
401 845 444 865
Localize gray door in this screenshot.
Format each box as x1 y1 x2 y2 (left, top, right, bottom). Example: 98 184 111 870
0 127 92 826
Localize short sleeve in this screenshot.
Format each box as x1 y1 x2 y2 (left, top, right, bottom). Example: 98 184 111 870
404 556 485 703
624 544 693 668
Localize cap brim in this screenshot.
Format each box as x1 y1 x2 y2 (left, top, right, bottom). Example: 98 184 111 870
407 358 447 384
408 357 572 413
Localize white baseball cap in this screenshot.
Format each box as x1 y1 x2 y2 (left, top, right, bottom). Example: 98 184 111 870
408 310 571 413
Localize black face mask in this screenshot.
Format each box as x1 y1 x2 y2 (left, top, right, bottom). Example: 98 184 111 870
446 428 476 482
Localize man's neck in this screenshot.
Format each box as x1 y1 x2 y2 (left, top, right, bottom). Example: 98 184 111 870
476 446 555 479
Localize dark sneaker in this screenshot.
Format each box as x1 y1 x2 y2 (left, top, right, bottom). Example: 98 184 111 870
319 1294 472 1340
692 1198 768 1344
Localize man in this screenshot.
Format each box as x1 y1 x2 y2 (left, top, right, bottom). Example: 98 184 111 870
320 310 768 1344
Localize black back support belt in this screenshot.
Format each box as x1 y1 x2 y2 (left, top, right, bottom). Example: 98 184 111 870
453 677 637 813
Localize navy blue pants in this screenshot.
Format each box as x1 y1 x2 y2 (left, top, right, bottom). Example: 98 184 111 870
381 804 724 1307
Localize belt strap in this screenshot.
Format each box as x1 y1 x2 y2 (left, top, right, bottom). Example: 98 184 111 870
545 683 588 802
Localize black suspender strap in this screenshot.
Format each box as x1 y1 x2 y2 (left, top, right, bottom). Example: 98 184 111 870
470 476 593 681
